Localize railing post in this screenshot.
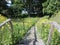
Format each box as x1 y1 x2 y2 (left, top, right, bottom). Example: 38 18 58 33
23 18 25 31
9 21 14 45
34 25 37 41
46 24 54 45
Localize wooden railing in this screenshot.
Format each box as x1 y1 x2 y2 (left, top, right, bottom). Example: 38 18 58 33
0 19 14 45
43 22 60 45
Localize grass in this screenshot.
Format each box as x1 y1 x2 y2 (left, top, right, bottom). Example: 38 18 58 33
12 17 39 44
0 16 39 45
36 16 60 45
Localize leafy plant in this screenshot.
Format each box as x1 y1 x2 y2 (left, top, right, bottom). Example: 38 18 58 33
36 17 60 45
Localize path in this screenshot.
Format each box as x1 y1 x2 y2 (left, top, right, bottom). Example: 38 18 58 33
16 26 45 45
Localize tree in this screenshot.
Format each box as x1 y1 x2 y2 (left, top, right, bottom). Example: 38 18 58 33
0 0 7 14
42 0 60 15
9 0 24 18
0 0 24 18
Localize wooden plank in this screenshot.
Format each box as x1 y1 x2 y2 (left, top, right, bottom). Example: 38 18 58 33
9 21 14 45
52 22 60 32
46 24 54 45
0 19 11 27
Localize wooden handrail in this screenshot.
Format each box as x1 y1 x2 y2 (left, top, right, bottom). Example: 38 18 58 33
43 22 60 45
0 19 11 27
43 22 60 32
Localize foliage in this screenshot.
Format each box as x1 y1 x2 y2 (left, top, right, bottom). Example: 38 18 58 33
0 0 25 18
0 0 9 17
0 0 60 17
0 17 38 45
0 24 12 45
9 0 24 17
42 0 60 15
0 0 7 11
36 17 60 45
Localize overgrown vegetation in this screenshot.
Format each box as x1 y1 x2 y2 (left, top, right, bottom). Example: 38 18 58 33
0 15 38 45
36 17 60 45
42 0 60 15
0 0 60 45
